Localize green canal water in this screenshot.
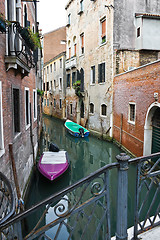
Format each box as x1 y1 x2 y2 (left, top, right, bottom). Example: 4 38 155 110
24 115 138 239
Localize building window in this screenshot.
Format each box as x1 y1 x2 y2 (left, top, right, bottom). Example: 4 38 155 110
0 82 4 154
67 13 71 26
100 17 106 44
50 81 52 91
25 88 30 127
47 66 49 74
91 66 95 84
59 78 62 91
80 33 84 54
67 73 71 87
98 63 105 83
129 103 136 123
53 80 56 91
43 82 45 91
80 0 84 12
70 103 73 115
50 64 52 73
60 58 62 68
54 98 56 108
33 89 37 120
89 103 94 114
13 88 20 134
47 82 49 91
101 104 107 116
44 99 46 106
137 27 140 38
73 36 77 55
47 99 49 106
54 62 56 71
69 47 71 58
72 72 76 86
60 99 62 109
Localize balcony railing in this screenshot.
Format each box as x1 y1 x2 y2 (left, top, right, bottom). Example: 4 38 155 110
5 22 36 77
65 56 77 70
0 152 160 239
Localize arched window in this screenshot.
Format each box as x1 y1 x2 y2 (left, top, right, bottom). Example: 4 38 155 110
68 40 71 59
89 103 94 114
101 104 107 116
73 36 77 56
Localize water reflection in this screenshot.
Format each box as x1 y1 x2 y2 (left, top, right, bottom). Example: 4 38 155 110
24 115 124 238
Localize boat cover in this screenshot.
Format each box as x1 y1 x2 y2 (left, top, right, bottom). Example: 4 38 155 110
41 151 67 164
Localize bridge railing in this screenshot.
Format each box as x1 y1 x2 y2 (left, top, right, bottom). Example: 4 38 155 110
0 152 160 239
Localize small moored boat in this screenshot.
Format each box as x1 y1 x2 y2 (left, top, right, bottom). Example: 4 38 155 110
64 119 89 138
38 143 69 181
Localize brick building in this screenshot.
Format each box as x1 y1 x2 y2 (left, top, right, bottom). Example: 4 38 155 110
113 60 160 157
0 0 41 196
43 26 66 63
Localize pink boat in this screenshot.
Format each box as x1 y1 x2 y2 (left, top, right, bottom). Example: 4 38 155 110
38 151 69 181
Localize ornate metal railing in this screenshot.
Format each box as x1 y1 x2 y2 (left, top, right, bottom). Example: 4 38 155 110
0 172 15 239
0 152 160 239
5 22 36 70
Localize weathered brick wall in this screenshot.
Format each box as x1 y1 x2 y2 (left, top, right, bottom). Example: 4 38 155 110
43 27 66 64
115 50 159 75
113 60 160 156
0 1 38 196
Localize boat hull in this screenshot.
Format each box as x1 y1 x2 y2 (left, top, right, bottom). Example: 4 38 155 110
38 151 69 181
64 120 89 138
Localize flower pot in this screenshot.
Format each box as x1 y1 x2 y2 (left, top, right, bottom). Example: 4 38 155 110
18 27 35 51
0 18 6 33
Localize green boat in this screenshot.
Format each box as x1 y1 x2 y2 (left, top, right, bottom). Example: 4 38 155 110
64 120 89 138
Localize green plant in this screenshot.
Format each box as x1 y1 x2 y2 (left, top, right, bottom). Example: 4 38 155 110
27 28 42 50
37 89 44 96
73 80 82 98
0 13 11 33
18 26 41 51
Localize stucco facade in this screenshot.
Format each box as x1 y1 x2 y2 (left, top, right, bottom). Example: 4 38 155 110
43 52 66 119
65 0 114 136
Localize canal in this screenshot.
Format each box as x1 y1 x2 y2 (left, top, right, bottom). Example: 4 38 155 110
24 115 136 239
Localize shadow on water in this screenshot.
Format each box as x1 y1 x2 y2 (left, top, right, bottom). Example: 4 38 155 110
23 115 132 239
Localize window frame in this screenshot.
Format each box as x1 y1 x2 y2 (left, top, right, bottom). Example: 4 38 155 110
89 102 95 114
13 87 21 136
80 33 84 55
128 102 136 125
100 17 107 45
98 62 105 83
70 103 73 115
100 103 107 117
90 65 95 85
59 77 62 91
59 99 62 109
25 87 30 129
33 89 37 121
67 73 71 88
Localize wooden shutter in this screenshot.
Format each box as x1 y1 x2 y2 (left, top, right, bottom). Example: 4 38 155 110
74 44 77 55
101 19 106 37
102 63 105 82
81 34 84 48
69 47 71 58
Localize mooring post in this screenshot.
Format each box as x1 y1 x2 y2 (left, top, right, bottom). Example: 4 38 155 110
116 153 130 240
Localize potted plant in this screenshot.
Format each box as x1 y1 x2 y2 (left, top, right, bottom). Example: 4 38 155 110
0 13 11 33
73 80 82 98
18 26 41 51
